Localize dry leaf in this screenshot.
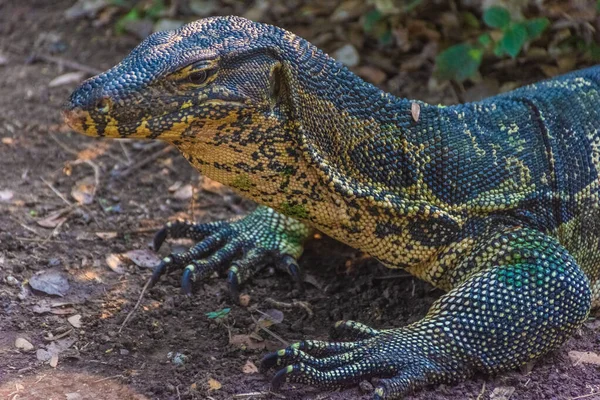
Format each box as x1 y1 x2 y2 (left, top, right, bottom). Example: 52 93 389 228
50 307 76 315
569 350 600 365
207 378 222 391
96 231 118 240
257 309 284 329
36 209 69 228
48 71 85 87
71 177 96 205
106 253 126 274
229 334 266 350
242 359 258 374
68 314 82 328
490 386 515 400
29 271 70 297
124 249 161 269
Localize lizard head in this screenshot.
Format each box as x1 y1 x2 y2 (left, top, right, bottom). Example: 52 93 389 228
62 16 290 141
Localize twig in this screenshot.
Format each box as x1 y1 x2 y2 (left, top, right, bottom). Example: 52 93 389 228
40 177 73 207
18 223 44 238
233 392 286 399
43 329 73 342
372 273 412 280
265 298 314 318
250 314 289 346
30 53 101 75
476 382 486 400
116 145 174 178
570 392 600 400
119 277 152 333
93 374 126 383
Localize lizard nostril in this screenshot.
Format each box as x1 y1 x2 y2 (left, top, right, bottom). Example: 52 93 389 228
96 97 112 114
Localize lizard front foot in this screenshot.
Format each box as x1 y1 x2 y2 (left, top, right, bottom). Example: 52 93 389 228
261 320 455 399
151 206 311 299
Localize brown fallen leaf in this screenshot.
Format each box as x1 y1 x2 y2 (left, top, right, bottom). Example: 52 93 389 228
124 249 161 269
36 209 69 228
257 309 284 329
96 231 118 240
50 307 77 315
569 350 600 365
207 378 222 391
229 334 266 350
242 359 258 374
71 177 96 205
106 253 126 274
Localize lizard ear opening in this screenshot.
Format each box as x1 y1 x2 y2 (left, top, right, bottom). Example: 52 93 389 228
269 62 287 107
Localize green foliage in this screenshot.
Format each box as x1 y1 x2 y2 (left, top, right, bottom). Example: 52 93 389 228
435 6 550 82
363 0 422 45
435 44 483 82
114 0 167 34
483 6 510 29
205 308 231 320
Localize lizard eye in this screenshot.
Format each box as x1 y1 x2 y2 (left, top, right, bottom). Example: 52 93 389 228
188 70 209 85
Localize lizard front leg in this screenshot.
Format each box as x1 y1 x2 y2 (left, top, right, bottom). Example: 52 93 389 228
262 227 592 398
152 205 312 299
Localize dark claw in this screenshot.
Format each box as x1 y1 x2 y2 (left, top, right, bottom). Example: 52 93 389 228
227 266 240 302
279 255 304 291
150 259 168 286
260 350 283 372
271 366 293 390
181 265 194 295
153 226 168 251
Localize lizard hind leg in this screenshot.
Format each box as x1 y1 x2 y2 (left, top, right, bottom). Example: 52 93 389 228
263 227 592 399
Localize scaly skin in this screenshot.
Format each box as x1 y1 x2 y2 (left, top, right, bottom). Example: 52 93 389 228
63 16 599 399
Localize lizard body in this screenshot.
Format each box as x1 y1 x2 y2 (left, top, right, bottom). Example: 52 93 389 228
63 16 599 398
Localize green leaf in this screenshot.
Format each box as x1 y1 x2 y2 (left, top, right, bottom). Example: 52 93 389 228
483 6 511 29
363 9 383 33
435 44 483 82
115 8 141 34
478 33 492 47
205 308 231 320
524 17 549 40
145 0 166 19
499 23 528 58
462 11 480 29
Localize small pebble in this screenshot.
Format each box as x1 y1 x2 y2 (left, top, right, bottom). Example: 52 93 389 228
15 337 34 351
359 380 373 393
5 275 19 286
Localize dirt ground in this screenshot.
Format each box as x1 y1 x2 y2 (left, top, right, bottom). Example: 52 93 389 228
1 1 599 399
